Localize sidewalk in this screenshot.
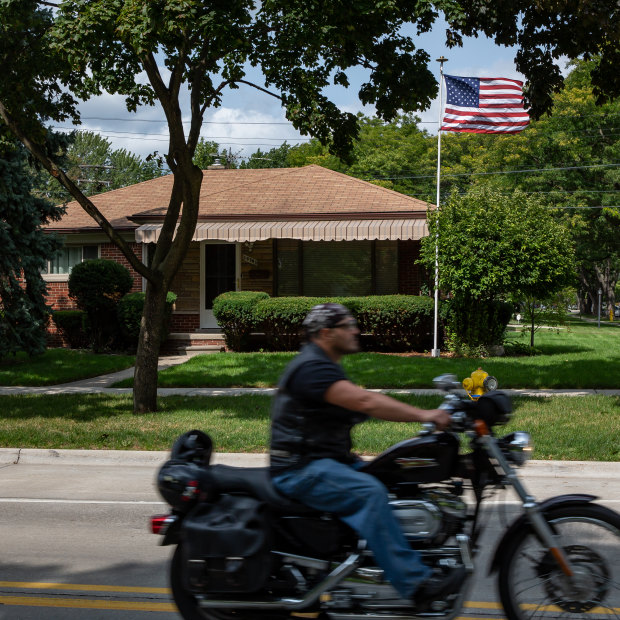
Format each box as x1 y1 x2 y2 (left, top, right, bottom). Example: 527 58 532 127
1 353 619 397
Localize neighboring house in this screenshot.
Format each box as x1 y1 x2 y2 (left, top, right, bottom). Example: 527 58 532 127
43 165 430 349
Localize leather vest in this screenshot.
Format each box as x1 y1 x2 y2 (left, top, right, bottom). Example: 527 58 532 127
269 343 367 475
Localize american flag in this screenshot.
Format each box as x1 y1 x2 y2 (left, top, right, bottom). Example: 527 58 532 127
440 75 530 134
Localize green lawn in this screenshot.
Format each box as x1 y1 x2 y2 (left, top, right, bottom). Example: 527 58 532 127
111 317 620 389
1 392 619 460
0 349 135 386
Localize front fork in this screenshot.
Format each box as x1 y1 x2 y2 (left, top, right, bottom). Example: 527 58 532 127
478 432 576 582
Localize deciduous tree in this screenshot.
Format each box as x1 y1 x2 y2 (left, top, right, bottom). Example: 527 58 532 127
1 1 618 410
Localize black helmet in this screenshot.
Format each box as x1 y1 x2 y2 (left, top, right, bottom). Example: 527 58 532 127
170 429 213 466
302 303 352 338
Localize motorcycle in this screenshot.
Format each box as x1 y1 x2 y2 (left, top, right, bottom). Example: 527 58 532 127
151 374 620 620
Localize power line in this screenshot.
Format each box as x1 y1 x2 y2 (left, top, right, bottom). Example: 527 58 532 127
52 126 311 141
364 163 620 180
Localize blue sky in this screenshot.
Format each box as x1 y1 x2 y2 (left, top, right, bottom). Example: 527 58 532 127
60 18 546 163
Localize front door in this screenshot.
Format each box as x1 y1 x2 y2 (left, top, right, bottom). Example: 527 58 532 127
200 242 238 329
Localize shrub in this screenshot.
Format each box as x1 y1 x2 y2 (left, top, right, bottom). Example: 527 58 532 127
212 291 270 351
444 296 513 355
253 295 440 352
253 296 324 351
52 310 89 349
355 295 439 352
117 291 177 351
68 259 133 352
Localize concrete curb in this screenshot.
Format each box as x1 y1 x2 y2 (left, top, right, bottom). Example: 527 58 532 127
1 448 618 479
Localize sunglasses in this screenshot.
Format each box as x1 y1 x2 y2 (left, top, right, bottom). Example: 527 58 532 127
331 319 358 330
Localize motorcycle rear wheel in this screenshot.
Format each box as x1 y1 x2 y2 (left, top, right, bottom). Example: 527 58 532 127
170 545 295 620
498 504 620 620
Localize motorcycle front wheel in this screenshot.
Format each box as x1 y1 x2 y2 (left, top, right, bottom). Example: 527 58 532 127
170 545 297 620
498 504 620 620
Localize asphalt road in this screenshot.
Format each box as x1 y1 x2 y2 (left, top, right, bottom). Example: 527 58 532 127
1 451 619 620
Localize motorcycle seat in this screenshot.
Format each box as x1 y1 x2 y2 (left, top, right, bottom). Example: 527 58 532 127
208 465 321 515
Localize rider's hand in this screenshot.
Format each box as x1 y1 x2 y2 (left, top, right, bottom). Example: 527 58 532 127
424 409 452 431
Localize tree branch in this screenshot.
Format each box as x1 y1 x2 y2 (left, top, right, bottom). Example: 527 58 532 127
0 101 153 282
237 79 284 100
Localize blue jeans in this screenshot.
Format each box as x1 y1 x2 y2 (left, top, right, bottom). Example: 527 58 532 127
272 458 432 598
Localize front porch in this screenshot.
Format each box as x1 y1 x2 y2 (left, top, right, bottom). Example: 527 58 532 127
161 330 228 354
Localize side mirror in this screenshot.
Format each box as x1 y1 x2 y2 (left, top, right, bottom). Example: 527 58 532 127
433 374 461 392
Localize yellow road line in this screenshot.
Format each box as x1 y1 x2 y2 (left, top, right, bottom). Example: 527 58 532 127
0 595 176 612
0 581 170 594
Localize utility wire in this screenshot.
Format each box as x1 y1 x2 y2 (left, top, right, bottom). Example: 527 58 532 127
364 163 620 180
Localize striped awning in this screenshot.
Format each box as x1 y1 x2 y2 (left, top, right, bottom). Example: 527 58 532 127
135 219 428 243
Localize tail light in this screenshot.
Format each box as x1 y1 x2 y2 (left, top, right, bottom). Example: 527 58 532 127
151 514 175 534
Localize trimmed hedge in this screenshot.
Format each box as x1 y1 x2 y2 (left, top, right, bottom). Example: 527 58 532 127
355 295 437 352
212 291 270 351
116 291 177 351
52 310 89 349
215 292 443 352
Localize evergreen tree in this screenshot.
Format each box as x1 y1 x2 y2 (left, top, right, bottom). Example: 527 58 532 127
0 134 63 357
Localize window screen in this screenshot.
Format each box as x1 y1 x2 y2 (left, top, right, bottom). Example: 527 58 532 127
302 241 372 296
276 240 300 296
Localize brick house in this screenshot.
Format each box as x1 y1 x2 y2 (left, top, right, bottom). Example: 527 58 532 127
44 165 430 350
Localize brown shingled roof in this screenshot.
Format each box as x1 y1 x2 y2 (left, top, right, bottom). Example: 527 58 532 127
47 165 430 233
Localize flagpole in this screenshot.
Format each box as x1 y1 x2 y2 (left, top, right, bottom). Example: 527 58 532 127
432 56 447 358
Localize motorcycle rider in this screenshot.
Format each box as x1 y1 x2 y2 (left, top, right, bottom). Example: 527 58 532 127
270 303 466 610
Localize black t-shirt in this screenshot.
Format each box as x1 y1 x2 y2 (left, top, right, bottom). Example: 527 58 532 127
286 353 348 404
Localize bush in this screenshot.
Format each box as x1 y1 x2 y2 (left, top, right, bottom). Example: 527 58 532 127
212 291 270 351
355 295 439 352
117 291 177 351
69 259 133 352
52 310 89 349
444 296 513 355
252 294 441 352
254 297 324 351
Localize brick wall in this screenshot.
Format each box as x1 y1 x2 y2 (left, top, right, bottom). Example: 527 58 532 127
169 313 200 332
169 242 200 312
46 242 143 347
100 242 143 293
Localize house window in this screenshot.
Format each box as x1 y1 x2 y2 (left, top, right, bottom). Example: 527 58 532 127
276 240 398 297
42 245 99 275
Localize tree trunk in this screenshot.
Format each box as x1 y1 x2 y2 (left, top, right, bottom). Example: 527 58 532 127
133 281 168 413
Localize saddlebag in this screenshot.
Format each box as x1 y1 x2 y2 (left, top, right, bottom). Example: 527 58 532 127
181 494 271 594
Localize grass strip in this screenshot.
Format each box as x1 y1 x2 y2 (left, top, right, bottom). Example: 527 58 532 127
113 318 620 390
1 393 619 461
0 350 134 386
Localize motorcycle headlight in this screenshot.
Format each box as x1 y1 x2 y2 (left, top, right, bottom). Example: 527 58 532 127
501 431 533 466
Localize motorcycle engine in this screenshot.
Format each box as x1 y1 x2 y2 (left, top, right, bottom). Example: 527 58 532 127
390 489 467 544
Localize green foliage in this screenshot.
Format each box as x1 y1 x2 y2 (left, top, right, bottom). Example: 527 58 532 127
421 187 576 302
0 135 63 359
254 296 327 351
443 297 513 355
68 259 133 352
251 294 439 352
212 291 270 351
193 138 226 169
354 295 438 352
240 143 295 169
514 288 573 348
117 291 177 351
52 310 88 349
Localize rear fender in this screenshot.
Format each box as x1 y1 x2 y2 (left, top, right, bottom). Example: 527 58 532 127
488 494 597 575
160 515 183 546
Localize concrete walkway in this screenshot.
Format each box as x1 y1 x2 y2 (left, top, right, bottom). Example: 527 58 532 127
1 352 619 397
